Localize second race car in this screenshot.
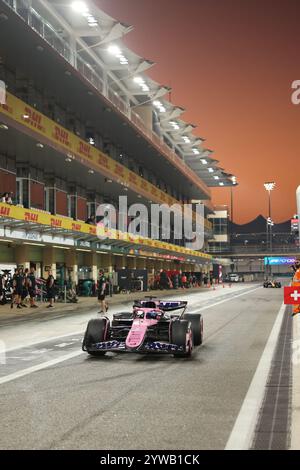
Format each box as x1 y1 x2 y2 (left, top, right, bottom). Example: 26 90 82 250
263 280 282 288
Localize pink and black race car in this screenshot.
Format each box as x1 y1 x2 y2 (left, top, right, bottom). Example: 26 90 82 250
82 298 203 358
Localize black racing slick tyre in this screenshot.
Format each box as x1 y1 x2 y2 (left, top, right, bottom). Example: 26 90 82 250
183 313 203 346
171 320 193 358
82 318 108 356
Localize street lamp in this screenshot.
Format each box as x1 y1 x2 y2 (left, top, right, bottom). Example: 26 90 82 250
230 176 238 223
264 181 276 219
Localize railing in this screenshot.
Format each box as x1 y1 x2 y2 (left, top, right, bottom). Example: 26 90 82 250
2 0 210 197
209 244 299 255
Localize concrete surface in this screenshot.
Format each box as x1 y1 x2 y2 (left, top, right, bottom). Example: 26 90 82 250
0 283 289 450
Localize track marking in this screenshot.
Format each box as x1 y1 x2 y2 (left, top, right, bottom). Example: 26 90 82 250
0 351 84 385
225 301 286 450
195 286 261 312
4 330 84 353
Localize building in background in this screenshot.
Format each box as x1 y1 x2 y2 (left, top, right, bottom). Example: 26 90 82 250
0 0 236 286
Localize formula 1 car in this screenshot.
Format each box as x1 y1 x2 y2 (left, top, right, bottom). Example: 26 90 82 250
82 298 203 358
263 280 282 288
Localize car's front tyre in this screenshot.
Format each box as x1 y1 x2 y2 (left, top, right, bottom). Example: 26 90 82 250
82 318 108 356
171 320 193 358
183 313 203 346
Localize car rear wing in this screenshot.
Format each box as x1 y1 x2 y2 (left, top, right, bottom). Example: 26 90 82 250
134 299 188 311
159 301 188 311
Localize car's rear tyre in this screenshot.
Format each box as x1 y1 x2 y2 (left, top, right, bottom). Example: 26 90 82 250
171 320 193 358
83 318 108 356
183 313 203 346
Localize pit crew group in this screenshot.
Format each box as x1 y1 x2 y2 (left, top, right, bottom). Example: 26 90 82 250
153 270 211 290
0 267 55 309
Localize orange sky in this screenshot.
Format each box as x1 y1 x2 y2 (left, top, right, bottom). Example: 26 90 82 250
98 0 300 224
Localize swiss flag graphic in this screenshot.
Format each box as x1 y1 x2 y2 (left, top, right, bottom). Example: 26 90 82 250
284 287 300 305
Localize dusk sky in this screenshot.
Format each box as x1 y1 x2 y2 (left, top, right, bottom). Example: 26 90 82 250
98 0 300 224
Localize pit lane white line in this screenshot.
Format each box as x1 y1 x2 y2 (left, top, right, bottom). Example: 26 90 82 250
192 286 261 313
225 301 286 450
4 330 84 353
0 350 84 385
0 286 262 386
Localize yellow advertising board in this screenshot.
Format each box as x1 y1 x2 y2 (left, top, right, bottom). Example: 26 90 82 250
0 203 211 260
0 92 212 231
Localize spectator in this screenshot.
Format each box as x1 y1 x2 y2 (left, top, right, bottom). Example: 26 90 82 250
46 270 55 308
97 269 108 314
1 192 9 203
181 273 187 288
28 266 38 308
6 192 13 204
86 215 96 225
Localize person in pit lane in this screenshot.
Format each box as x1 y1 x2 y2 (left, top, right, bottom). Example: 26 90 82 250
97 269 108 314
291 259 300 316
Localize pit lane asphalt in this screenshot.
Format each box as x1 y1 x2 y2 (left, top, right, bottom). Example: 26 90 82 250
0 284 286 449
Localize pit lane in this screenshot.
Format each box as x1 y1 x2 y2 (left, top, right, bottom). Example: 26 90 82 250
0 283 289 449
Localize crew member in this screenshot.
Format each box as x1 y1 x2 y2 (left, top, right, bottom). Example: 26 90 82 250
292 259 300 316
28 266 38 308
98 269 108 314
46 270 55 308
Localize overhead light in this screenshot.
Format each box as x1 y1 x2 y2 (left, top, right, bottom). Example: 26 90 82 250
89 137 95 145
88 169 94 174
23 242 46 247
264 182 276 192
108 45 121 56
36 143 44 148
219 182 224 186
107 45 128 65
77 248 91 253
23 114 29 120
65 157 72 163
134 76 150 92
71 1 88 14
105 178 113 183
53 246 70 250
182 136 191 144
170 121 180 131
208 168 214 173
134 76 144 84
0 239 13 243
213 176 219 180
0 123 8 130
200 159 208 165
153 100 166 113
192 149 200 155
